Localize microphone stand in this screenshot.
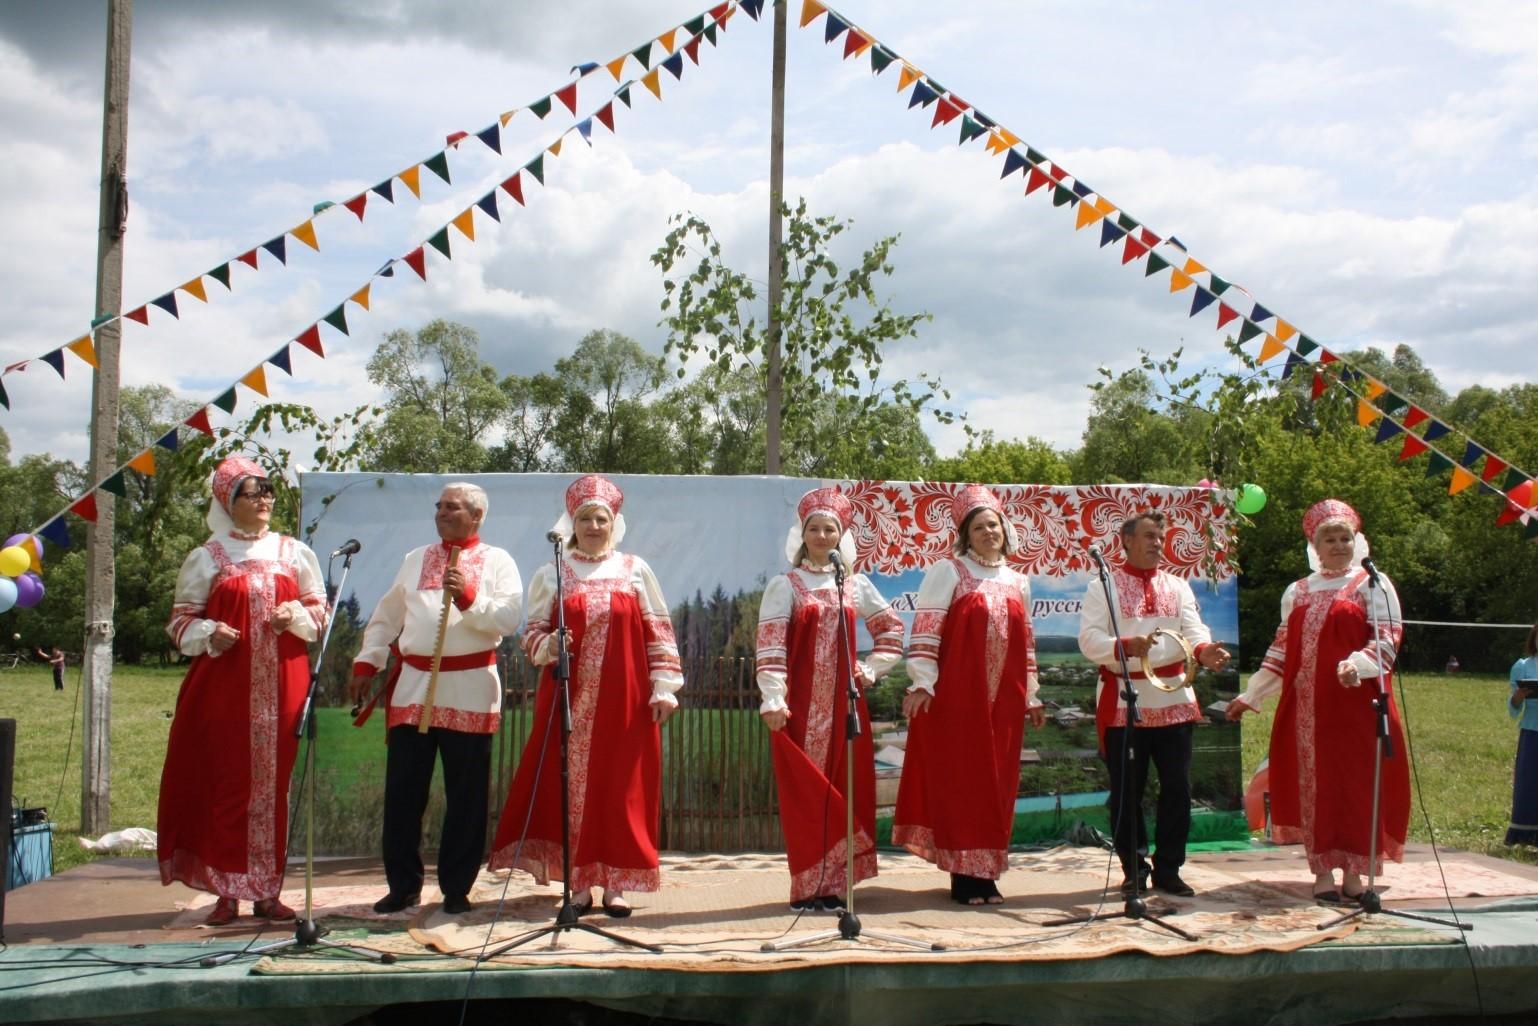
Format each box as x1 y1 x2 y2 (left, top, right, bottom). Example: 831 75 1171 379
765 554 938 953
1046 551 1197 941
203 545 394 967
479 534 659 956
1318 561 1467 933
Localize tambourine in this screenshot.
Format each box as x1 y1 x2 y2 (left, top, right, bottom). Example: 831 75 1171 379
1138 628 1196 692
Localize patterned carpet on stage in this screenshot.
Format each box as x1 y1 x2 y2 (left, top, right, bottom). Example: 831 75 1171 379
230 845 1524 974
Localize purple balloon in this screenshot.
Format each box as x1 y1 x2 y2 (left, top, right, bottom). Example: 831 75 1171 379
14 572 44 609
2 533 41 560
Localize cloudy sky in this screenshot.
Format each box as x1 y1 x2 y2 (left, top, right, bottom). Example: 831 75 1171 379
2 0 1535 469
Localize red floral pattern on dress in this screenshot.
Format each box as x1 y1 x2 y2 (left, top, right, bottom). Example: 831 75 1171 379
417 541 489 594
838 481 1232 579
889 824 1009 879
1111 567 1180 619
386 704 500 733
754 617 790 676
787 571 854 774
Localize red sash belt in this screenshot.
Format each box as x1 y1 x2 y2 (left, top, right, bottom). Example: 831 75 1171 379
353 646 498 728
1095 662 1185 755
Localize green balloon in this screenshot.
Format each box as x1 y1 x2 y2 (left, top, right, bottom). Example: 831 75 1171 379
1235 483 1268 515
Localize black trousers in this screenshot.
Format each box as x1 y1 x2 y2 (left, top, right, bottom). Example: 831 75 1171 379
382 725 492 900
1102 722 1193 875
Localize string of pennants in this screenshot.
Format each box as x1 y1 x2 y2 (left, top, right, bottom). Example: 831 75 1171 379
796 0 1538 540
0 0 764 414
19 0 764 552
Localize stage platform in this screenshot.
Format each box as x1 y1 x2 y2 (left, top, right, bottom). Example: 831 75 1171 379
3 843 1537 1026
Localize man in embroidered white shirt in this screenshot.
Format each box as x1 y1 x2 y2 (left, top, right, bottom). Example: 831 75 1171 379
1078 511 1230 898
349 483 523 916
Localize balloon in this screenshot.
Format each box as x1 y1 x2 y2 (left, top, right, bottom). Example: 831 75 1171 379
0 578 16 613
14 572 43 609
1195 478 1215 489
0 546 30 577
1244 759 1271 833
1234 483 1268 515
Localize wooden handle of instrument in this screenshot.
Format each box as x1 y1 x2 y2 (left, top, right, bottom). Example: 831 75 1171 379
417 546 461 734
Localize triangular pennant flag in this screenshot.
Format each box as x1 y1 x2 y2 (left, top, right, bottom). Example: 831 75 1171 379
684 35 703 63
323 304 349 336
212 388 238 414
1295 335 1318 357
1215 303 1240 329
67 336 99 368
684 14 706 34
98 470 127 497
659 28 678 53
1182 258 1207 275
1403 406 1429 429
871 44 895 74
476 192 500 222
1121 236 1149 264
127 449 157 476
342 193 368 220
1140 227 1160 247
290 219 320 251
1258 334 1285 362
349 284 372 310
1076 199 1107 230
661 51 685 80
151 292 179 319
529 95 553 119
1099 219 1126 248
236 249 260 270
423 152 451 185
577 118 593 143
1459 442 1482 467
240 366 269 397
404 246 428 280
1480 481 1503 499
1398 435 1428 462
1145 252 1170 276
1496 501 1525 528
207 262 232 289
70 493 99 523
1355 399 1377 427
909 81 938 109
262 236 287 265
1250 303 1273 322
642 68 663 99
824 12 848 42
1525 515 1538 541
184 408 214 436
476 125 501 154
268 345 293 376
124 304 150 324
844 29 872 58
1274 320 1297 343
1189 288 1216 316
1424 420 1451 442
1071 180 1093 198
451 208 476 241
1168 269 1194 293
555 82 578 114
741 0 765 19
372 178 395 203
1374 417 1403 443
399 165 422 198
1311 371 1327 400
0 377 8 411
958 115 987 144
1366 379 1388 400
632 42 653 69
1281 350 1304 379
1118 212 1137 231
1024 167 1050 195
984 132 1009 155
295 324 325 357
38 517 70 548
703 22 719 44
799 0 828 28
617 84 632 107
596 102 615 132
897 64 922 92
606 55 627 80
40 349 65 378
1424 449 1454 475
181 277 208 303
445 131 468 148
1503 469 1528 493
1319 349 1338 365
1051 184 1076 207
1208 274 1231 296
427 227 452 259
501 172 525 205
1237 320 1263 343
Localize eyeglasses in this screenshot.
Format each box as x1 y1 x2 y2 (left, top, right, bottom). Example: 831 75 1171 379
236 485 276 503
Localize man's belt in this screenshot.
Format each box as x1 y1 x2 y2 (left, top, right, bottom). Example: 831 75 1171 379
353 646 498 727
1095 661 1187 755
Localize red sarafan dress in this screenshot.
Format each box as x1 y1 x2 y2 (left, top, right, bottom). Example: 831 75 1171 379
756 567 904 901
490 551 682 893
1240 568 1409 875
158 534 325 899
893 555 1040 879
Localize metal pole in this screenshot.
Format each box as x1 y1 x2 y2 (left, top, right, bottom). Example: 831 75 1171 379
82 0 132 836
764 0 786 475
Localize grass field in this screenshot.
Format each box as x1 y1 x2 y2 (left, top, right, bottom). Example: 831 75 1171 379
2 664 1534 874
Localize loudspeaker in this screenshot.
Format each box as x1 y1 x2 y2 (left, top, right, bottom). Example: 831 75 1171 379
0 718 15 938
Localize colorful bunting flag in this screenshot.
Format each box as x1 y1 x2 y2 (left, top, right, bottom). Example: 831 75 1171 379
800 0 827 28
127 450 157 476
1397 435 1428 461
427 227 452 259
555 82 579 115
268 346 293 376
400 165 422 198
295 325 325 357
323 305 349 336
349 284 371 310
182 277 208 303
240 367 269 397
291 220 320 251
451 208 477 242
404 246 428 281
185 409 214 436
70 494 99 523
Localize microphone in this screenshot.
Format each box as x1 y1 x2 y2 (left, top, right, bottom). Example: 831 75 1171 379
546 530 564 544
827 549 843 569
1087 544 1105 568
331 539 362 558
1361 556 1380 582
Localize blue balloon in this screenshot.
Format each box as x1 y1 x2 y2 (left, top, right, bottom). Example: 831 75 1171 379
0 577 16 614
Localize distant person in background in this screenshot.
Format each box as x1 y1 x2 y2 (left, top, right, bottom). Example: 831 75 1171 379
1504 622 1538 847
35 646 65 690
1228 498 1408 904
158 455 327 926
755 486 905 911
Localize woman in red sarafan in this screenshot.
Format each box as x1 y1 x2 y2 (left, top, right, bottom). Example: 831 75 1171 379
158 455 326 926
489 475 682 918
755 486 905 911
1228 498 1409 905
893 484 1045 907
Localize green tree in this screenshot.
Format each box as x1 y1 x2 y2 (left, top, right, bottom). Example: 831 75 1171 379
926 431 1073 484
547 329 674 473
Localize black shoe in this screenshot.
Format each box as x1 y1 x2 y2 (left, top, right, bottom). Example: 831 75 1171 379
442 894 473 915
816 894 846 912
372 891 421 914
1119 867 1151 896
790 898 818 912
1152 872 1196 897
